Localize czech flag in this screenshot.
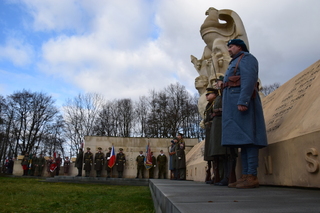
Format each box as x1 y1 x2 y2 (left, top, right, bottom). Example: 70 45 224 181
144 141 153 170
108 145 116 168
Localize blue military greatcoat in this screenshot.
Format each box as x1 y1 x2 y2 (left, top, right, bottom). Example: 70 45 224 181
222 51 268 148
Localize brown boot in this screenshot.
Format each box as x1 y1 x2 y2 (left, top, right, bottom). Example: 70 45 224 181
236 174 259 189
228 174 247 188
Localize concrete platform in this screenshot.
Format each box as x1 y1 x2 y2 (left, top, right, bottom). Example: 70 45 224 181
149 179 320 213
45 176 149 186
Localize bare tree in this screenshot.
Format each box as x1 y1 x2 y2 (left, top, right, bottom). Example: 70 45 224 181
5 90 59 156
63 93 104 153
261 82 281 96
144 83 198 138
95 100 116 136
133 96 149 137
41 115 66 157
164 83 192 137
116 99 134 137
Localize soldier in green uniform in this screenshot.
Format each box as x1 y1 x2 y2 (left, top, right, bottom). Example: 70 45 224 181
169 138 178 179
105 147 112 178
84 147 93 177
209 80 237 186
55 154 62 176
157 150 167 179
116 148 126 178
149 152 156 179
94 147 104 177
176 133 186 180
75 148 83 177
203 88 218 183
63 156 71 175
21 152 30 176
30 153 38 176
136 151 145 178
36 153 46 176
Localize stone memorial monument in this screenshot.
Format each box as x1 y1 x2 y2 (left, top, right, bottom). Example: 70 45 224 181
187 7 320 188
191 7 249 119
259 60 320 187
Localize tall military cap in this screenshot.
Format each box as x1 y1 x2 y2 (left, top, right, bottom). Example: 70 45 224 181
98 147 102 150
227 39 249 52
206 87 219 95
86 147 91 150
119 148 123 151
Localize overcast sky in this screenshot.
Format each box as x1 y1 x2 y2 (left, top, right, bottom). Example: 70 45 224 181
1 0 319 107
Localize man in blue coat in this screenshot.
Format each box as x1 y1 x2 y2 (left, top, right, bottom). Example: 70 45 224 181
222 39 268 189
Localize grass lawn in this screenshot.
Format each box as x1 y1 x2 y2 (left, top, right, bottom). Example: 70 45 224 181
0 176 154 213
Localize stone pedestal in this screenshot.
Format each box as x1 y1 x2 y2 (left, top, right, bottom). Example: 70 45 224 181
259 60 320 187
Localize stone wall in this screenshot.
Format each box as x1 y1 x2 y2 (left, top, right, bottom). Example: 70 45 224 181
13 136 199 178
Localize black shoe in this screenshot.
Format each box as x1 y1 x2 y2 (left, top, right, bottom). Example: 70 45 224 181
214 178 229 186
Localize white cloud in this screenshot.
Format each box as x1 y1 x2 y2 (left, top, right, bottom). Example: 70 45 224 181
0 39 33 67
2 0 320 104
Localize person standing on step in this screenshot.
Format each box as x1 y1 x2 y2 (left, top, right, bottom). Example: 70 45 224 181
149 152 156 179
55 154 62 176
116 148 126 178
136 151 145 178
75 148 83 177
105 147 113 178
222 39 268 189
21 152 30 176
176 133 186 180
84 147 93 177
36 153 46 177
63 156 71 175
94 147 104 177
157 150 167 179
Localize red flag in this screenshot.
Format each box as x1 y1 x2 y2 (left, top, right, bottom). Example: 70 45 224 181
108 145 116 168
50 152 57 172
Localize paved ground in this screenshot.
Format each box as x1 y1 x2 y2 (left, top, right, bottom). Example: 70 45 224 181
45 175 149 186
6 174 320 213
149 179 320 213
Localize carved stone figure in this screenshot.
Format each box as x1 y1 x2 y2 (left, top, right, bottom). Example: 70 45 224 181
195 75 209 118
200 7 249 54
191 7 250 120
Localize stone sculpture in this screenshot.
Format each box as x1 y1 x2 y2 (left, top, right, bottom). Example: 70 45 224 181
191 7 249 119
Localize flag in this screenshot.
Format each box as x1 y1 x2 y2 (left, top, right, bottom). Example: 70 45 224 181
144 141 153 170
50 152 57 172
108 145 116 168
28 153 33 170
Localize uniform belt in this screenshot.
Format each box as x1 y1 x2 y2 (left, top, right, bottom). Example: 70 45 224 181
223 81 240 88
212 112 222 117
